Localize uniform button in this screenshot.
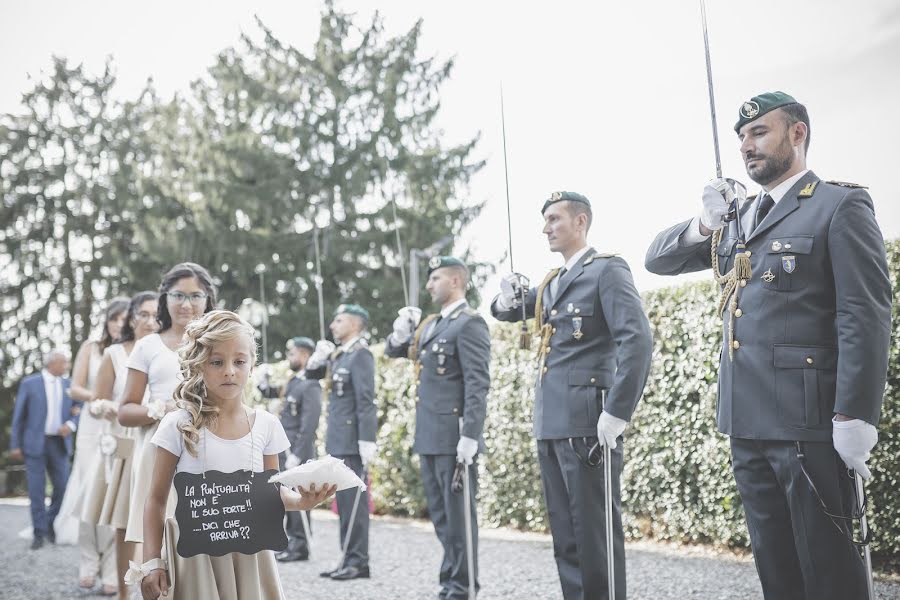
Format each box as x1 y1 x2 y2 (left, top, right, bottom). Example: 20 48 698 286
452 407 458 414
806 357 814 365
551 309 558 316
734 309 743 317
552 328 557 334
732 340 740 350
346 419 352 425
574 308 581 314
590 377 596 383
544 346 551 353
739 280 747 288
542 366 548 373
421 350 427 355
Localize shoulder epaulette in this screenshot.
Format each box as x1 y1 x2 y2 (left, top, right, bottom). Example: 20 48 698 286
826 180 867 189
583 252 619 266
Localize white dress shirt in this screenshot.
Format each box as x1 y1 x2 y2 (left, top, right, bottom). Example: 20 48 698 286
42 370 63 435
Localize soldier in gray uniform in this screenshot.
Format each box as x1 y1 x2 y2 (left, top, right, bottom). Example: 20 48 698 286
645 91 891 599
306 304 378 581
492 192 653 600
257 336 322 561
385 256 491 600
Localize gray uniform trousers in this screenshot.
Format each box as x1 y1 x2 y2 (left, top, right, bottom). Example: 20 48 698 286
420 455 479 600
730 438 866 600
277 452 311 554
538 437 625 600
334 454 369 569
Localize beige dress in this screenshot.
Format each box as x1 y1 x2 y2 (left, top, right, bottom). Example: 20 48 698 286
152 409 290 600
80 344 140 529
124 333 180 543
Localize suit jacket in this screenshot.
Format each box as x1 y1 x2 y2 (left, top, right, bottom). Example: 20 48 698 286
492 249 653 439
307 340 378 456
645 171 892 441
259 371 322 462
385 302 491 455
10 373 79 456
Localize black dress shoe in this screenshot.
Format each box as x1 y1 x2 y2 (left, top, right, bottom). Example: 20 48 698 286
330 565 370 581
47 523 56 544
319 568 338 578
275 549 309 562
30 536 44 550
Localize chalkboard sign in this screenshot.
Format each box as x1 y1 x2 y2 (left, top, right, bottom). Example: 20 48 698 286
173 469 288 558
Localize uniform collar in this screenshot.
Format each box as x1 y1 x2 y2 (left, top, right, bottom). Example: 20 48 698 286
561 245 591 272
764 168 809 205
339 336 361 352
440 298 467 319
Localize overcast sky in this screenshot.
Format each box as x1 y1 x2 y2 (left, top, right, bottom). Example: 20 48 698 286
3 0 899 304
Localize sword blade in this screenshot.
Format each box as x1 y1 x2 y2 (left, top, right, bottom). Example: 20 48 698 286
700 0 722 179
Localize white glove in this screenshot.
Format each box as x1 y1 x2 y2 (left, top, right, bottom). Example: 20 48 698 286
832 418 878 480
307 340 336 370
284 453 302 470
390 306 422 344
358 440 377 468
699 178 736 231
456 436 479 465
497 273 524 311
596 411 627 450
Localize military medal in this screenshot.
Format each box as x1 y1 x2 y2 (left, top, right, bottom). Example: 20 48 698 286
288 396 297 416
438 353 446 366
437 367 446 375
761 268 775 283
572 316 583 340
432 343 439 352
566 302 574 313
771 241 782 252
782 255 796 273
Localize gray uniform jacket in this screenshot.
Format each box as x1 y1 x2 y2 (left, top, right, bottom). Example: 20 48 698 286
645 171 892 441
306 340 378 455
492 249 653 439
259 372 322 462
385 302 491 455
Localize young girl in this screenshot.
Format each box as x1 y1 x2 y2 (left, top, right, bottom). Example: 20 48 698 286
119 263 217 547
82 291 159 600
136 311 335 599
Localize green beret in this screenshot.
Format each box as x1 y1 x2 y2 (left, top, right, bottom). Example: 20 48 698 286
734 91 798 133
335 303 369 322
286 336 315 352
427 256 467 277
541 191 591 215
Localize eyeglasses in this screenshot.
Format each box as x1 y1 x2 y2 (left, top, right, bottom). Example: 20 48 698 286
167 291 208 306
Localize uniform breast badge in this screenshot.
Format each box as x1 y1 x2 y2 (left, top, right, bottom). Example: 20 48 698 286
782 255 796 273
287 396 298 416
771 241 782 252
761 268 775 283
572 316 584 340
566 303 574 313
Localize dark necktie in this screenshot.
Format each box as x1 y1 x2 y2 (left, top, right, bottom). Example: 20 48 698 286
754 194 775 231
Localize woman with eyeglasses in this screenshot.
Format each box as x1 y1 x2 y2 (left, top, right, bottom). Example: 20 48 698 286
78 291 159 600
118 264 217 556
57 297 130 596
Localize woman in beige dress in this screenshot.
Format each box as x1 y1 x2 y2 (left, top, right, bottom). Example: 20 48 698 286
118 263 217 549
82 291 159 600
59 297 129 595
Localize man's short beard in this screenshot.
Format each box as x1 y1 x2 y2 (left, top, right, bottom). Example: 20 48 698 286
747 135 794 186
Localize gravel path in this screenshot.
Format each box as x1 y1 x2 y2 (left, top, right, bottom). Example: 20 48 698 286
2 499 898 599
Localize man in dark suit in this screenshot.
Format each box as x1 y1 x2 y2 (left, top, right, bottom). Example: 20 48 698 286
492 193 654 599
10 350 79 550
645 92 892 599
258 336 322 561
306 304 378 581
385 256 491 599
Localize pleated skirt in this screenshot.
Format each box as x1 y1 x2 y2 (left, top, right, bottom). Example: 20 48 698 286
160 518 285 600
125 422 176 543
80 432 135 530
